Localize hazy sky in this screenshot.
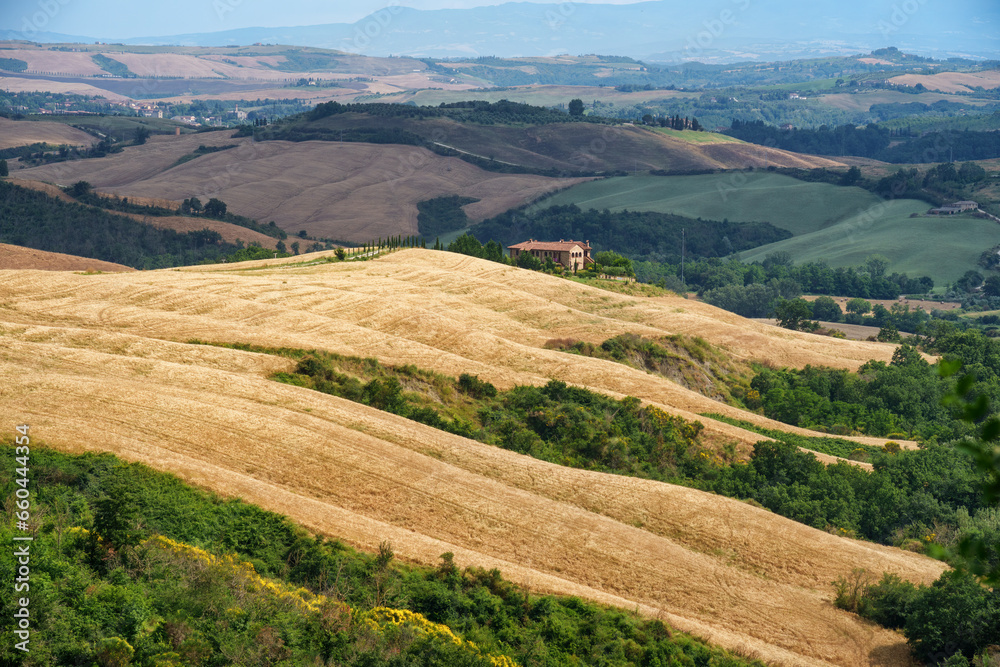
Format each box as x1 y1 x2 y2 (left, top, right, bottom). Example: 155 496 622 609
2 0 997 54
1 0 648 38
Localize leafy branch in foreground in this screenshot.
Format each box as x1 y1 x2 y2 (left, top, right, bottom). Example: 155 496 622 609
937 358 1000 586
832 359 1000 665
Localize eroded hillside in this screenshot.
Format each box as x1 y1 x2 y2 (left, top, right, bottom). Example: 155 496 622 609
0 250 944 666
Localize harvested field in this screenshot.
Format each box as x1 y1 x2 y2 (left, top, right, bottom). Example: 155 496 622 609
889 70 1000 93
14 130 243 187
818 90 993 112
0 250 945 666
7 177 77 202
0 117 96 149
381 84 699 108
755 317 916 347
3 48 108 76
17 136 592 242
0 243 134 271
294 115 845 174
802 294 961 314
0 74 131 102
7 177 280 249
98 52 346 81
155 87 361 105
122 214 281 250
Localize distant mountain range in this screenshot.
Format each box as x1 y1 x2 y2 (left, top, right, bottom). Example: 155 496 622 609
2 1 998 62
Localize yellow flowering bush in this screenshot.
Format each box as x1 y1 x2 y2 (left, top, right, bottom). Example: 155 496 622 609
144 535 325 613
143 535 520 667
361 607 519 667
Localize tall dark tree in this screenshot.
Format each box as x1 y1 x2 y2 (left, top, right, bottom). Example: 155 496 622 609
567 98 585 116
810 296 843 322
91 466 144 554
447 233 483 257
204 198 227 217
68 180 91 198
774 298 814 330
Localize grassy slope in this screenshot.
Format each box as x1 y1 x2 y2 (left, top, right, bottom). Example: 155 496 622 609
0 249 943 667
539 172 990 285
739 207 997 286
649 127 746 144
539 172 885 235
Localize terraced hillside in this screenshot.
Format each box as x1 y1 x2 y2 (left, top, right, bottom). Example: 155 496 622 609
0 249 944 667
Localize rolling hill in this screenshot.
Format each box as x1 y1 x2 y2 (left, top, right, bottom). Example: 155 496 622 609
0 249 944 667
254 109 846 174
0 242 134 271
537 172 989 286
7 177 283 250
12 128 590 242
538 172 896 234
0 41 471 106
738 205 998 287
0 115 95 149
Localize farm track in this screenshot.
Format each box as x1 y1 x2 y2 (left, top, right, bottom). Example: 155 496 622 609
0 250 944 666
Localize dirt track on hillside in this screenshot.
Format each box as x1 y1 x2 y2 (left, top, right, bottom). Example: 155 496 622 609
0 250 945 666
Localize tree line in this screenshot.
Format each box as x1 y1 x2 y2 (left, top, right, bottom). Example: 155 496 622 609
726 120 1000 163
304 99 616 126
0 180 241 269
469 203 790 264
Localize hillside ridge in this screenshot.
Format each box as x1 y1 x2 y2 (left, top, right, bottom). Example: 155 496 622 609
0 249 944 666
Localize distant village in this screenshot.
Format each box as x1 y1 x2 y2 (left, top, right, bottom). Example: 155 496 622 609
21 99 260 127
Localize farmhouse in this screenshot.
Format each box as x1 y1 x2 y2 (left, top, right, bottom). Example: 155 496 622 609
508 239 594 271
929 200 979 215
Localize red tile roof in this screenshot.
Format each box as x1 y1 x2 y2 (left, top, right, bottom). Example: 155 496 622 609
507 239 591 251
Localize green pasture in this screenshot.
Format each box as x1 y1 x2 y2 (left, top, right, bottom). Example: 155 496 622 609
537 172 995 286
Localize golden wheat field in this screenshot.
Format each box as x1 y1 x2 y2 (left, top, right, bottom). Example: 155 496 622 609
889 70 1000 93
0 243 134 271
0 250 945 666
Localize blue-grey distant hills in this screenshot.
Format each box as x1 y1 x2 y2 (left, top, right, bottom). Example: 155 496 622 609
3 0 998 61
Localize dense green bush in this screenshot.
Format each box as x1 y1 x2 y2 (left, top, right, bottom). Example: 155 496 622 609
417 195 479 238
